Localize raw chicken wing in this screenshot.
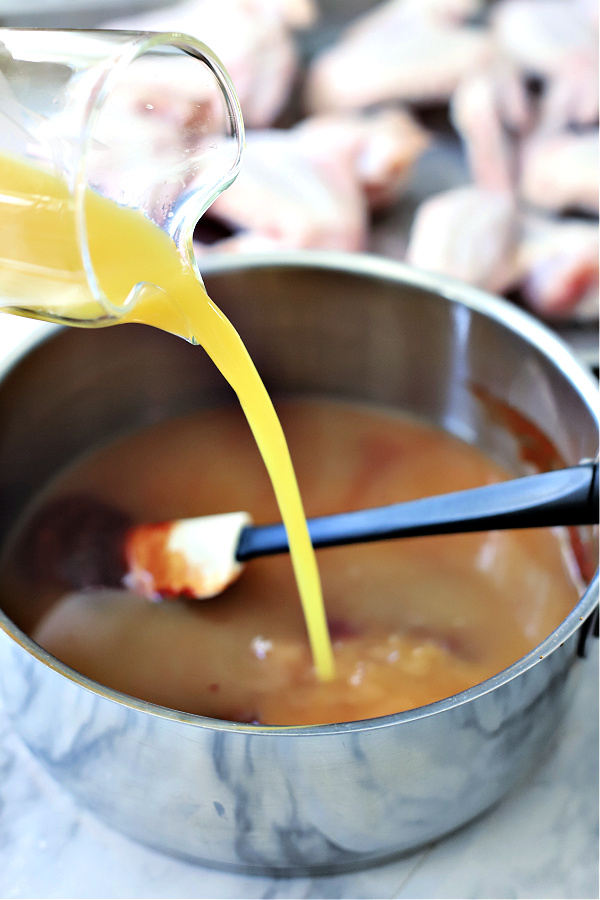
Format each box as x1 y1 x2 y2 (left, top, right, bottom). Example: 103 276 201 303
198 128 367 253
450 69 525 193
103 0 318 127
515 215 599 316
406 186 519 294
305 0 493 112
519 130 599 215
491 0 599 130
293 108 430 209
195 109 429 254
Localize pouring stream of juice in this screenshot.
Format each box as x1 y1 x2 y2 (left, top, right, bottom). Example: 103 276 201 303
0 152 335 681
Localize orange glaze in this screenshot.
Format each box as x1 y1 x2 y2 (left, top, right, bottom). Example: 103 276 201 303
0 398 582 726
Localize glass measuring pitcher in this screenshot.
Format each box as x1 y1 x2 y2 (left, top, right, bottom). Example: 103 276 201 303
0 28 244 326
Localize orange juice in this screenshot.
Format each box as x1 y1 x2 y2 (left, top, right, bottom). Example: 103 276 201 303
0 152 335 680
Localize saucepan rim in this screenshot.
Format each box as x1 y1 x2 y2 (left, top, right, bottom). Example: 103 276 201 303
0 250 597 736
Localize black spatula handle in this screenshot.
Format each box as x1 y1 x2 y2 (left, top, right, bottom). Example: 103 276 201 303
236 463 598 561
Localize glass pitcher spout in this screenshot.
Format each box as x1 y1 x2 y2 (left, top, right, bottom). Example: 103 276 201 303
0 28 244 327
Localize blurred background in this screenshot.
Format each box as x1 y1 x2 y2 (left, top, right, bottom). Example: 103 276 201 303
1 0 597 368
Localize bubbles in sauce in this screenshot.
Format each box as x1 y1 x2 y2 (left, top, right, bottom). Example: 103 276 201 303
0 399 581 726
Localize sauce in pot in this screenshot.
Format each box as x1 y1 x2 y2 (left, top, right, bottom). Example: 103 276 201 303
0 399 581 726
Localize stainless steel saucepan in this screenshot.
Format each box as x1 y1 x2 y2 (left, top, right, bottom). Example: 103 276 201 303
0 252 597 875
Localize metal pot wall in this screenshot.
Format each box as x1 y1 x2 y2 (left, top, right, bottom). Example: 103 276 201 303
0 252 597 875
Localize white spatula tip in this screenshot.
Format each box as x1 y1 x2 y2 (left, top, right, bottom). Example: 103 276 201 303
123 511 252 600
